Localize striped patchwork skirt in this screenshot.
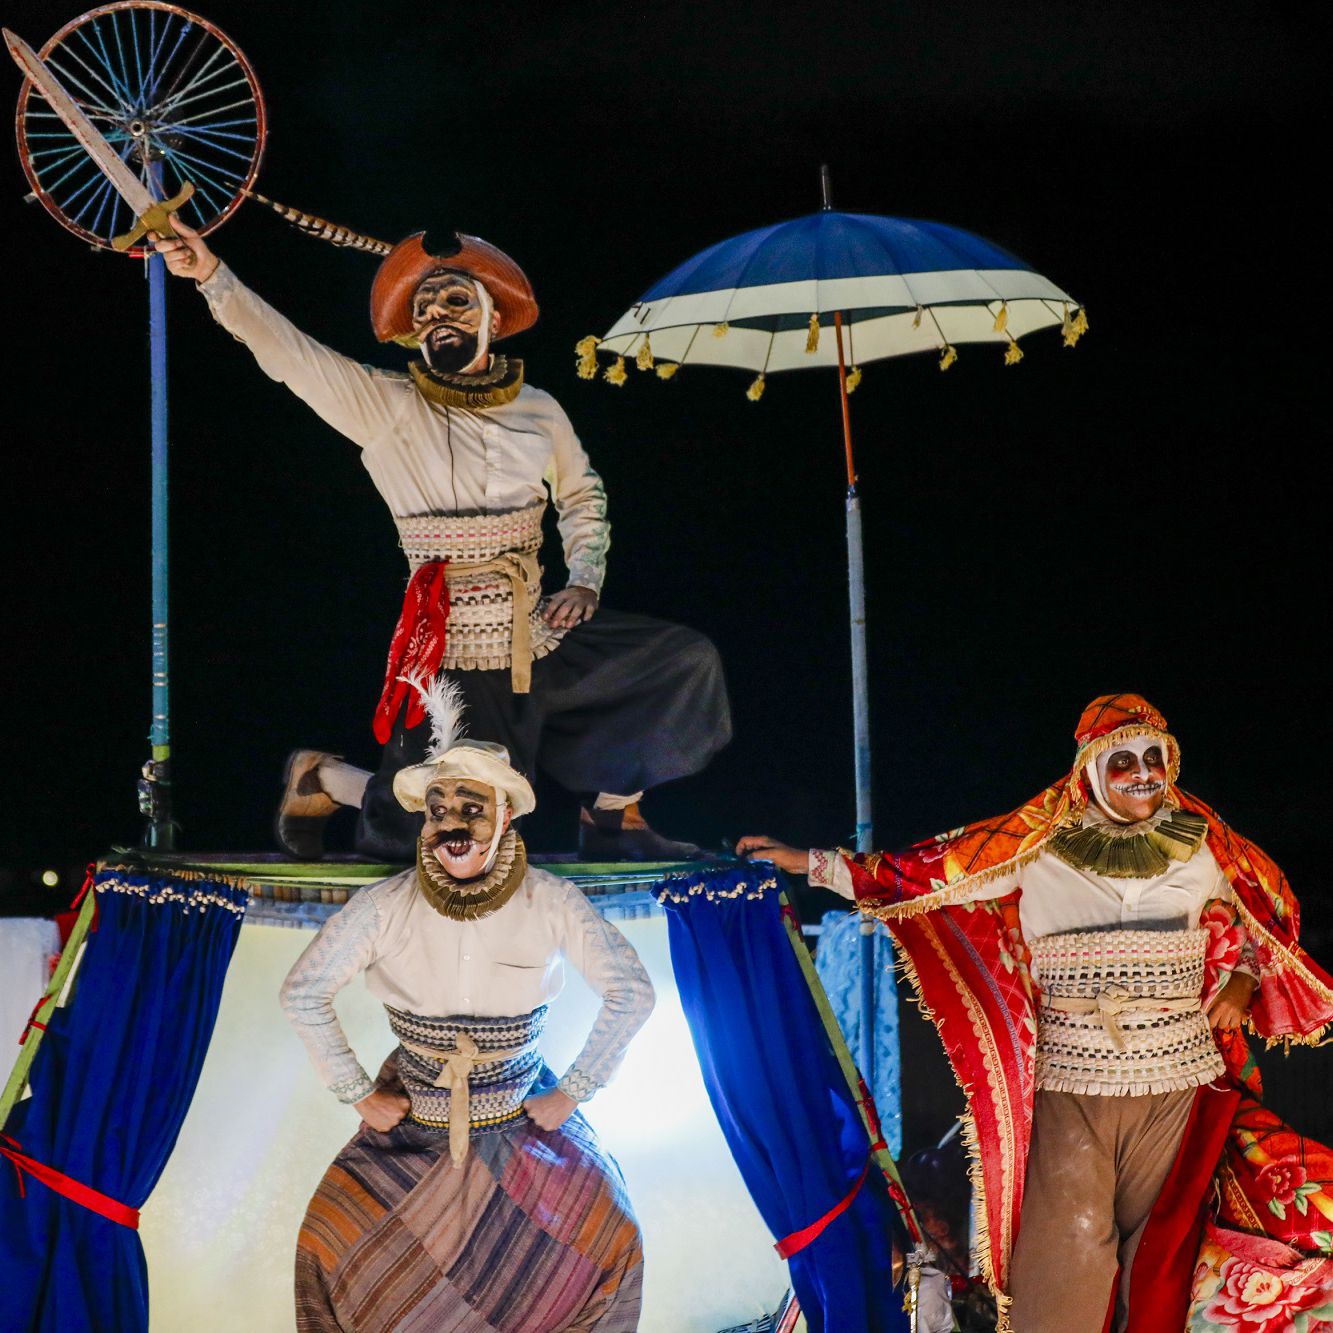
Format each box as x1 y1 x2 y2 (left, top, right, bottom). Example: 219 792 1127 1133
295 1068 644 1332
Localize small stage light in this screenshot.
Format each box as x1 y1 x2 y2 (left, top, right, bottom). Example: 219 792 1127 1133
41 869 60 887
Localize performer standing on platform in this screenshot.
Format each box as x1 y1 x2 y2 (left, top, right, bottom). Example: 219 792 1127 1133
280 679 652 1331
153 218 729 861
740 694 1333 1331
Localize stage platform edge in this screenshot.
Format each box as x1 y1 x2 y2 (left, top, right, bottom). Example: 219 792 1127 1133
101 849 714 927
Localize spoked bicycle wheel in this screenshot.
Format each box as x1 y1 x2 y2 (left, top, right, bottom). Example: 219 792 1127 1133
15 2 265 254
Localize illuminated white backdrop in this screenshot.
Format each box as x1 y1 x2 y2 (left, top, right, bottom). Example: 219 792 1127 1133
140 915 789 1331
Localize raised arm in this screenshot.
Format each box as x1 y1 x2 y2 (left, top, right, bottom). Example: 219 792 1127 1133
525 879 654 1130
279 887 409 1131
152 217 404 448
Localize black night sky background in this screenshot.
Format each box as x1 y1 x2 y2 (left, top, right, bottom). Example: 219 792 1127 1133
1 4 1328 1135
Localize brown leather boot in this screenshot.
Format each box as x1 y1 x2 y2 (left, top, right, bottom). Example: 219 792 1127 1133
275 750 341 860
577 802 703 862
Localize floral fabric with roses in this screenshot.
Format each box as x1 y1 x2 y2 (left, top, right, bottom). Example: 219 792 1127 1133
1188 1226 1333 1333
1189 901 1333 1325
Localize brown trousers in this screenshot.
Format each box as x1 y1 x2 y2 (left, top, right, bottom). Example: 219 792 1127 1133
1006 1088 1195 1333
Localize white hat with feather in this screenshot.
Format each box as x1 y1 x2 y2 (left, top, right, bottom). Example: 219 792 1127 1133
391 676 536 816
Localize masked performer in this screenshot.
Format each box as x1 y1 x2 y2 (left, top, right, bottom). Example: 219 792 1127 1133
154 219 729 861
280 678 652 1331
740 694 1333 1332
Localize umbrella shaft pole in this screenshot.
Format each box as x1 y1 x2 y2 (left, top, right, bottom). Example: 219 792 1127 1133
847 490 876 1085
834 311 856 487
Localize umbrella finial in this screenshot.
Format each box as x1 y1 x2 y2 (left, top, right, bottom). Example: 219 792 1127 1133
819 163 833 211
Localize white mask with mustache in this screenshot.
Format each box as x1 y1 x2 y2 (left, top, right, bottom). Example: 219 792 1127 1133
1087 735 1168 823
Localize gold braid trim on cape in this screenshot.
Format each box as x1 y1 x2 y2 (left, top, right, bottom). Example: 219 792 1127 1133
408 355 524 408
416 830 527 921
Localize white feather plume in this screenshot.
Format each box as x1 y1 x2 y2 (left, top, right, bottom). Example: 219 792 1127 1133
399 674 467 761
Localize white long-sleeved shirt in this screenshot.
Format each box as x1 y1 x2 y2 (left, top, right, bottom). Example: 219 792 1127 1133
199 263 611 594
280 866 654 1106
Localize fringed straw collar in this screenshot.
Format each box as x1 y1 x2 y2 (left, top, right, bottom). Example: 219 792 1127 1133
416 830 527 921
409 355 524 409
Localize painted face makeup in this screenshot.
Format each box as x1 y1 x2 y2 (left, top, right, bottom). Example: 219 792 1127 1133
1094 738 1169 823
411 271 492 374
423 778 508 880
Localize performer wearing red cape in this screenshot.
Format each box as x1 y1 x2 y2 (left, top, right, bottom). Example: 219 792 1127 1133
741 694 1333 1332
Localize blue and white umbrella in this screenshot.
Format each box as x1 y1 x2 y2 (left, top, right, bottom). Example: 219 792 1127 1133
580 207 1084 391
581 189 1084 1106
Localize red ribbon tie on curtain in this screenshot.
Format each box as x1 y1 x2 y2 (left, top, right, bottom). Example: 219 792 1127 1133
1 1135 139 1228
773 1138 887 1259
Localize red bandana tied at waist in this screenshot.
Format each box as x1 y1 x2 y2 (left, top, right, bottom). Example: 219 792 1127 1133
374 550 543 742
374 561 452 744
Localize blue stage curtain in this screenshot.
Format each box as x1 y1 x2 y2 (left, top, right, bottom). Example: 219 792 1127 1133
0 868 246 1333
656 866 908 1333
816 910 903 1159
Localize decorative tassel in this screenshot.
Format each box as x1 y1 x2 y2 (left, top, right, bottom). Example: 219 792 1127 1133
636 337 654 371
993 302 1009 333
604 356 627 387
805 313 820 354
846 366 863 394
575 335 601 380
912 306 923 329
713 322 730 338
656 362 679 380
1068 307 1089 347
746 374 766 401
1004 340 1024 366
939 345 958 372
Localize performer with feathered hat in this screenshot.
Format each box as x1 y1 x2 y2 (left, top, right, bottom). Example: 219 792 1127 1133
740 694 1333 1331
280 677 652 1331
152 219 730 862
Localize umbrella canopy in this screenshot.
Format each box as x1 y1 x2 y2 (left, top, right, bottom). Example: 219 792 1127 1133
585 209 1083 383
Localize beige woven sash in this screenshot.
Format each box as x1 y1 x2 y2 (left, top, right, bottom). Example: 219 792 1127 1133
445 549 542 691
1043 983 1202 1050
397 1033 526 1165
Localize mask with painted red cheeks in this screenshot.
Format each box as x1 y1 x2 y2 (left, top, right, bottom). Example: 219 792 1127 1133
1095 738 1168 823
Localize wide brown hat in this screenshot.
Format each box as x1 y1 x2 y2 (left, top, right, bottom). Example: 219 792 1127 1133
370 231 539 345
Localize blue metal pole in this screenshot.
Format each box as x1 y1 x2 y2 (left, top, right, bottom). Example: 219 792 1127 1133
832 306 876 1087
847 487 876 1085
140 163 173 849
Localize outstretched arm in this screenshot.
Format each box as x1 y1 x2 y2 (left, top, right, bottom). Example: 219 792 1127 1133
152 217 404 448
